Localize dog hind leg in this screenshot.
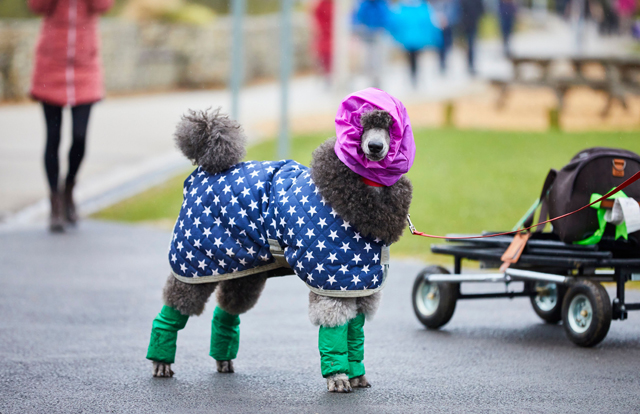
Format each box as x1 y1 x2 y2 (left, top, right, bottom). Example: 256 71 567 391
211 273 268 373
147 274 217 377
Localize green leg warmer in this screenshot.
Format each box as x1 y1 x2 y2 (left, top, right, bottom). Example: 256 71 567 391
209 306 240 361
146 305 189 364
318 322 350 378
347 313 366 379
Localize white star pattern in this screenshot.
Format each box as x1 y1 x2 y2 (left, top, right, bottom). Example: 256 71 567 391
171 161 383 293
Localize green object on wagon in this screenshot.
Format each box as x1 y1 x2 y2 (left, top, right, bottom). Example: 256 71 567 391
574 190 629 245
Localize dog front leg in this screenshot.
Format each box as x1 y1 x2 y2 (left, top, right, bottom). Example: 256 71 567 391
309 292 359 392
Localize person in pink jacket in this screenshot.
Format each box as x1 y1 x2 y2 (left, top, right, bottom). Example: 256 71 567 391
28 0 113 232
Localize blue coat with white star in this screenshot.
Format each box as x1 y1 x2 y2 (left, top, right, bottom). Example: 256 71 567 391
169 160 388 297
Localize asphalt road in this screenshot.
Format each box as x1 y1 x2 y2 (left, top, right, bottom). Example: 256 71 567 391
1 221 639 413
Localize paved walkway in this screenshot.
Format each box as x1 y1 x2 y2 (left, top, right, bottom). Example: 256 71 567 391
1 220 639 413
0 15 633 226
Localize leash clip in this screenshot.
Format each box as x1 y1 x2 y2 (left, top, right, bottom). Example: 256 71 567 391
407 214 417 234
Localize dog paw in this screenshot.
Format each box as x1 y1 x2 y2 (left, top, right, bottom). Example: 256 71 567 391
152 361 174 378
216 360 234 373
349 375 371 388
327 373 352 393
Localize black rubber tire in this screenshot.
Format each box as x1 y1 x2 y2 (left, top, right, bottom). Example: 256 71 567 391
561 280 612 347
412 265 458 329
526 281 566 324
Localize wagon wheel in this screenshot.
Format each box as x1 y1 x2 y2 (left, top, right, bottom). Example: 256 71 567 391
412 265 458 329
561 280 612 347
526 281 566 324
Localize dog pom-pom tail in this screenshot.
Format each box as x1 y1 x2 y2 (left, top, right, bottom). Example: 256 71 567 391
174 107 247 175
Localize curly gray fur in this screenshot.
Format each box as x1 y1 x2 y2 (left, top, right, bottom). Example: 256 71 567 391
308 292 357 327
310 138 413 244
360 110 393 131
163 274 217 316
174 108 247 175
216 274 268 315
356 291 382 320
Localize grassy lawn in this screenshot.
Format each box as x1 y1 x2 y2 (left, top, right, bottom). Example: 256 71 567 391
94 128 640 263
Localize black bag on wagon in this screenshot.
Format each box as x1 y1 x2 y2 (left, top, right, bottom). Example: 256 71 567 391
523 147 640 251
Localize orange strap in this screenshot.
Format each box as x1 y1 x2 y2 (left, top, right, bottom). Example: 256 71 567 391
410 170 640 240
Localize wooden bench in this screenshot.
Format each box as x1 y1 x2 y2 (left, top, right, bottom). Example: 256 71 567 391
488 55 640 117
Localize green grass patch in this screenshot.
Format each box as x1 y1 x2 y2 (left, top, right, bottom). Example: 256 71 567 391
94 128 640 262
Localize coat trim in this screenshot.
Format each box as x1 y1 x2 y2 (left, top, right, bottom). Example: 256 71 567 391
307 264 389 298
172 262 285 284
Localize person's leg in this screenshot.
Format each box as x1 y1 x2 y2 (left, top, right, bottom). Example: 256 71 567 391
63 103 92 223
408 49 419 87
148 275 217 377
211 274 267 373
67 103 92 187
42 103 64 232
42 103 63 192
439 27 452 73
466 28 477 76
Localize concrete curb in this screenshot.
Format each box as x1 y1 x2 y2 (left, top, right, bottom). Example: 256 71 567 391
1 151 191 231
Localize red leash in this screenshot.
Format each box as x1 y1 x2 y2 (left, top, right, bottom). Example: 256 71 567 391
408 170 640 240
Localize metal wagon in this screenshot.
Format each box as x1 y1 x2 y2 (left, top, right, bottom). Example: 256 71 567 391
411 231 640 347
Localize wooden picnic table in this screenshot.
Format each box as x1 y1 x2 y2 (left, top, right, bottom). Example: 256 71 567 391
490 55 640 117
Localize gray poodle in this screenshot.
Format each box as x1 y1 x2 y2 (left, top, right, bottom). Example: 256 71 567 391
147 90 414 393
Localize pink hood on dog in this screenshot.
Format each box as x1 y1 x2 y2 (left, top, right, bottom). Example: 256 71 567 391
334 88 415 186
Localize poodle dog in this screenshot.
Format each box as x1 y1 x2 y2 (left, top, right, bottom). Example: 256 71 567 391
146 88 414 393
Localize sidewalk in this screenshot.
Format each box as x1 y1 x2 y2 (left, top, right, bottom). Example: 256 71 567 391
0 15 633 227
1 220 638 413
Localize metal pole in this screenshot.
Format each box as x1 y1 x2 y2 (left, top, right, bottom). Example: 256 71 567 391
230 0 245 121
279 0 293 159
332 0 352 93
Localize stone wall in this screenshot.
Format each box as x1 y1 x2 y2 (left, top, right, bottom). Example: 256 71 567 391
0 13 314 101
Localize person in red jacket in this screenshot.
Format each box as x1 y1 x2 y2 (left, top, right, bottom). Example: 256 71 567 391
313 0 333 79
28 0 113 232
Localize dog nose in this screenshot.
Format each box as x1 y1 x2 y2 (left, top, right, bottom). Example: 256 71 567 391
368 142 383 154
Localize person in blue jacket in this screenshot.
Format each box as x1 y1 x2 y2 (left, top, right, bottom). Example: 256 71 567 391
353 0 389 88
386 0 443 87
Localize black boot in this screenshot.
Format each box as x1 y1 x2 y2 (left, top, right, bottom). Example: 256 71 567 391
49 192 65 233
63 182 78 225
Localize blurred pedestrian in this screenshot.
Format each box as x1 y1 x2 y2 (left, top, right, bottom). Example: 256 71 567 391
458 0 484 76
313 0 333 80
430 0 460 74
615 0 637 34
498 0 517 56
386 0 442 87
354 0 389 88
28 0 114 232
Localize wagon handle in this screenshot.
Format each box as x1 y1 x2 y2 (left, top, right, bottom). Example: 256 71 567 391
408 170 640 240
407 214 417 234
